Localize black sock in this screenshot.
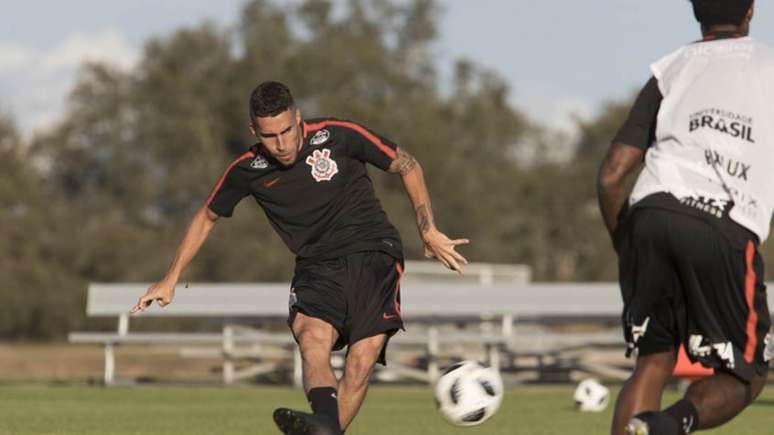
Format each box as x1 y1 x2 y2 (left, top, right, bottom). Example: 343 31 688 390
633 411 681 435
664 398 700 434
307 387 340 431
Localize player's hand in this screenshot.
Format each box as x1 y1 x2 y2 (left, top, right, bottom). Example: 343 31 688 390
422 229 470 275
130 280 176 314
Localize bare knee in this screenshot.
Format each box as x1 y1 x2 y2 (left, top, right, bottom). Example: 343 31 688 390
297 328 331 353
631 351 676 383
293 315 338 357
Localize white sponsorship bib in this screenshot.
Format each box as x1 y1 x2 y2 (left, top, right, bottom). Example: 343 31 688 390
630 37 774 241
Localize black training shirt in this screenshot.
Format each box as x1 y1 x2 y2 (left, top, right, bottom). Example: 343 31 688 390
612 76 662 151
207 117 403 260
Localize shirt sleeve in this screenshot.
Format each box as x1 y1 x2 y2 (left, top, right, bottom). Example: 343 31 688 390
206 154 252 218
612 76 663 151
340 121 400 171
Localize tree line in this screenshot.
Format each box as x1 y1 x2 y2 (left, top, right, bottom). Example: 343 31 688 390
2 0 770 339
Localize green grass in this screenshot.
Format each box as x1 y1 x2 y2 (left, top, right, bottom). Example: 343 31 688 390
0 385 772 434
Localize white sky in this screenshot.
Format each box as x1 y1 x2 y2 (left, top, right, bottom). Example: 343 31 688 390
1 0 772 136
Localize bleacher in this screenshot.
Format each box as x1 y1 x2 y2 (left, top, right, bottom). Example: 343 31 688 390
69 261 774 386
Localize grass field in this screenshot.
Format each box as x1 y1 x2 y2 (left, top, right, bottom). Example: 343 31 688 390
1 385 773 435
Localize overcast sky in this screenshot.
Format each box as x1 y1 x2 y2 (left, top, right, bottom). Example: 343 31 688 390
2 1 773 136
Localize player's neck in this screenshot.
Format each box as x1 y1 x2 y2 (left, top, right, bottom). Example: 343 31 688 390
702 24 749 38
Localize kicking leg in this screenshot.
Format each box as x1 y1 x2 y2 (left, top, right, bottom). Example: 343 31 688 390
274 312 342 435
293 312 338 391
338 333 387 431
611 350 676 435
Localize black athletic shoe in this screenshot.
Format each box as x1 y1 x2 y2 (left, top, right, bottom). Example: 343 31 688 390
273 408 342 435
625 416 651 435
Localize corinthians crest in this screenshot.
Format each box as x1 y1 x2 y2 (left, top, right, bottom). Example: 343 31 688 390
305 149 338 182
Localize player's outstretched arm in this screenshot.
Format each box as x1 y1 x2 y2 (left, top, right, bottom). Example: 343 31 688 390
597 142 644 237
388 147 469 274
130 206 220 314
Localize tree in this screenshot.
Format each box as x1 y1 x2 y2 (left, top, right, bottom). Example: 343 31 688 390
0 113 83 339
10 0 650 338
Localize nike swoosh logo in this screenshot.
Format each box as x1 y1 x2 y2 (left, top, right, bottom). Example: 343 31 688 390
383 313 399 320
263 177 280 188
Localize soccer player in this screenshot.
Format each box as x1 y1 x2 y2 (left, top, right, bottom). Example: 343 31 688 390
130 81 469 435
598 1 773 434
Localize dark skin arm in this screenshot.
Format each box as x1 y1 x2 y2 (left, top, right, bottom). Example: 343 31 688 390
597 142 645 236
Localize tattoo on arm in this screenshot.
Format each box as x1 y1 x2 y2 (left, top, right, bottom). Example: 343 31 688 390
416 203 434 235
391 147 418 175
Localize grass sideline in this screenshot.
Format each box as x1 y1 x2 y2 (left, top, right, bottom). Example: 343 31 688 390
0 385 772 434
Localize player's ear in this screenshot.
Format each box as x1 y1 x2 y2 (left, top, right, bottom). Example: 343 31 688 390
248 122 257 136
294 108 302 124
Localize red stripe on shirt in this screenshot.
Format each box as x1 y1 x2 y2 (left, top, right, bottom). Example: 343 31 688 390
304 120 397 159
206 151 255 206
743 240 759 363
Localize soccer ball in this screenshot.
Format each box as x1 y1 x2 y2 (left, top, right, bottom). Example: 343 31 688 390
434 360 504 426
573 378 610 412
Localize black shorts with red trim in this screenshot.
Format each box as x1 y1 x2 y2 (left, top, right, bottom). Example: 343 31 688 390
617 202 771 382
287 250 404 365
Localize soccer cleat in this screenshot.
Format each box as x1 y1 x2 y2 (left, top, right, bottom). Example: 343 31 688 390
625 411 684 435
273 408 342 435
625 417 650 435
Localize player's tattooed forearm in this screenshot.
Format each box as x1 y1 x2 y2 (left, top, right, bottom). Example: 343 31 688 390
416 203 434 234
393 148 418 175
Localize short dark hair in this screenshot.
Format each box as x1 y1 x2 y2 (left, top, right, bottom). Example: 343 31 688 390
249 81 295 120
691 0 753 26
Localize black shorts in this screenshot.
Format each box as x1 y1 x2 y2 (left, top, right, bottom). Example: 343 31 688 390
617 205 771 382
287 251 405 365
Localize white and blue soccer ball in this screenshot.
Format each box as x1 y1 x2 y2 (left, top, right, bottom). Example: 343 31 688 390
573 378 610 412
434 360 504 426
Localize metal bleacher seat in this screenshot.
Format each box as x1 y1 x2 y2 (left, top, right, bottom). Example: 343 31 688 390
68 265 774 386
